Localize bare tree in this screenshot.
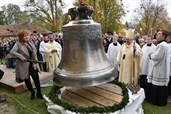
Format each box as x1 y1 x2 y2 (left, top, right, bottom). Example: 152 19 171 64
24 0 65 32
133 0 171 35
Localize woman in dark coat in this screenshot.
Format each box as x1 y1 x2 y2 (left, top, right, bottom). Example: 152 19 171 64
10 30 43 100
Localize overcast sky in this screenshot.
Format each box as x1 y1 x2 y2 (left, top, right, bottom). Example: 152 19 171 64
0 0 171 23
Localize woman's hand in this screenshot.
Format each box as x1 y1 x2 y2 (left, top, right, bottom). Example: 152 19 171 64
20 57 26 61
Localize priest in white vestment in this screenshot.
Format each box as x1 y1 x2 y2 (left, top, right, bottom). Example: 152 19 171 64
107 34 121 74
140 35 156 96
39 33 49 71
117 29 143 85
44 34 62 72
167 32 171 95
147 30 170 106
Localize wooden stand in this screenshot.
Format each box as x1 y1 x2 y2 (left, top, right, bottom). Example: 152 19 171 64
61 83 123 107
0 65 53 93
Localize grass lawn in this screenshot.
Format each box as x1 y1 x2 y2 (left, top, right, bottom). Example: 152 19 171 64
143 99 171 114
0 86 171 114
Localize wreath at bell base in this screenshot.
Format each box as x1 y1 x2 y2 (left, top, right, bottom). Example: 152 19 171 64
46 81 130 113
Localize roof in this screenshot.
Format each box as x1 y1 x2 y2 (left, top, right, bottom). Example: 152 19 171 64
0 23 51 37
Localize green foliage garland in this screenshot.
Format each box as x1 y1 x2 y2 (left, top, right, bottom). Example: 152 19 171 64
48 80 129 113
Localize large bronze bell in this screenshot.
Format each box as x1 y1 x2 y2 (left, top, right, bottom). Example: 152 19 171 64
53 4 118 87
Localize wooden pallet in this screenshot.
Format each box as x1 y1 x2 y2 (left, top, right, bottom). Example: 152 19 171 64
0 65 53 93
61 83 123 107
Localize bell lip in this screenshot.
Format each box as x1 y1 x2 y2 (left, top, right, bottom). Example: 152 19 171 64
53 67 118 87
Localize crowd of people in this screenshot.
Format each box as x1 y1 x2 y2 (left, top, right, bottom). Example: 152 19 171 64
0 31 63 72
0 30 63 100
103 29 171 106
0 28 171 107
